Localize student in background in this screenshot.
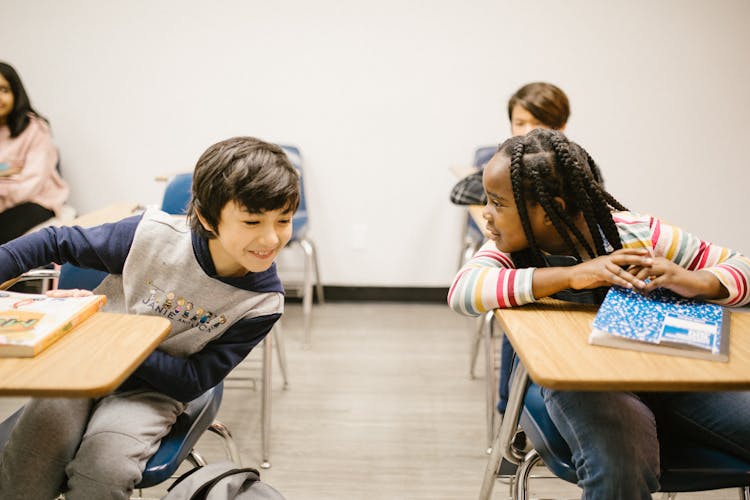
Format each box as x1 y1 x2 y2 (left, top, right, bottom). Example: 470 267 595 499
0 62 68 244
450 81 569 206
451 82 573 417
448 128 750 498
0 136 299 499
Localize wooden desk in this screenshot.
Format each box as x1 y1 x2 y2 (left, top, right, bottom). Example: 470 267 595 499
0 312 170 397
72 202 142 228
494 300 750 391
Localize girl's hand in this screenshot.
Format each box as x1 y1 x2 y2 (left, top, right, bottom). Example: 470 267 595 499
629 257 729 299
568 248 653 290
45 289 94 298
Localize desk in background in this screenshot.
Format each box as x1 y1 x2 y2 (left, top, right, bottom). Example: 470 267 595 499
72 202 142 228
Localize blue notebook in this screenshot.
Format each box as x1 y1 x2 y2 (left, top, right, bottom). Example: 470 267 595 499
588 286 730 362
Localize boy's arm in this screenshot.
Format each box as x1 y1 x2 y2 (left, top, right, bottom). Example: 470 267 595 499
125 313 280 403
448 239 536 317
0 215 141 283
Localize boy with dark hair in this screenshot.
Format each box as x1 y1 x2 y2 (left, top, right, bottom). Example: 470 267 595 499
0 136 299 499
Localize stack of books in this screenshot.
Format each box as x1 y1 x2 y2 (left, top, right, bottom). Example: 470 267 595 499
0 291 106 357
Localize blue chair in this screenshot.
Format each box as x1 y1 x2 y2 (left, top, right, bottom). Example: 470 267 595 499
278 145 324 348
481 341 750 499
160 173 193 215
137 383 239 489
0 384 237 494
0 267 240 496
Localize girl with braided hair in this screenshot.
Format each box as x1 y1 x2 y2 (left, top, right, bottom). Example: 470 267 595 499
449 128 750 498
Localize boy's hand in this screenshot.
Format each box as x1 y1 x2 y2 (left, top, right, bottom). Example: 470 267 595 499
45 289 94 298
568 248 652 290
628 257 729 299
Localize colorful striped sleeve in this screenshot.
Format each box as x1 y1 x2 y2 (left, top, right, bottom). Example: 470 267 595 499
447 239 536 317
613 212 750 306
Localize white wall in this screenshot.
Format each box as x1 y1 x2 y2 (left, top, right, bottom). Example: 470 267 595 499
2 0 749 287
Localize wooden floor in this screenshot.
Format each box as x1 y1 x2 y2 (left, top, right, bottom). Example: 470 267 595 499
0 302 746 499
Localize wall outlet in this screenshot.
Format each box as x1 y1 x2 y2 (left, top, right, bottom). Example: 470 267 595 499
352 224 367 251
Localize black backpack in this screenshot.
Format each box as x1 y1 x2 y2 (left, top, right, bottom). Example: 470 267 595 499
161 462 286 500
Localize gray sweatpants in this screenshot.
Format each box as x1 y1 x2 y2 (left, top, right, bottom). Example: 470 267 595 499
0 389 184 500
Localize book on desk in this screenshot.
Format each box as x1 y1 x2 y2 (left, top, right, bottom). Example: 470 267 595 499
0 291 106 357
588 286 729 362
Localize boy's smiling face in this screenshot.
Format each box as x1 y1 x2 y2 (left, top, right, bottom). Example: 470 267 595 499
201 201 293 277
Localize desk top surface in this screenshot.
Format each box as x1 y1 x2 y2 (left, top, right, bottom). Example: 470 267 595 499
72 202 143 228
0 312 170 397
495 300 750 391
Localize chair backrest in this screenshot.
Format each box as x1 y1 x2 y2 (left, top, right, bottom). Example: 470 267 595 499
157 146 310 239
161 173 193 215
473 145 497 170
58 264 108 291
278 144 309 242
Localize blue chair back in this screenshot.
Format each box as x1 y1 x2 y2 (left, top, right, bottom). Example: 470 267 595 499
161 173 193 215
158 147 309 240
58 264 108 291
279 145 309 241
473 145 496 170
465 145 496 241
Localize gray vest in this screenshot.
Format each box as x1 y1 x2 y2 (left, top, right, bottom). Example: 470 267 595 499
95 209 283 357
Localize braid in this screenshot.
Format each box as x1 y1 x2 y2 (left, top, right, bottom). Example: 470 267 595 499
527 165 584 261
549 135 600 258
509 142 545 267
584 151 605 184
503 129 631 269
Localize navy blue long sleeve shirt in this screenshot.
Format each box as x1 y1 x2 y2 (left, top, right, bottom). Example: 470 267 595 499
0 216 283 402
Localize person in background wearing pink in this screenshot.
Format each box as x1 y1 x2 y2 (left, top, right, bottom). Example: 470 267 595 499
0 62 68 244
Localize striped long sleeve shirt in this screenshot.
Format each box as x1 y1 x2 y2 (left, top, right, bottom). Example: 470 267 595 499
448 211 750 317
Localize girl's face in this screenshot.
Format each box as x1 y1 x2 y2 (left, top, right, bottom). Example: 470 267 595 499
482 153 557 254
0 74 14 124
510 104 556 137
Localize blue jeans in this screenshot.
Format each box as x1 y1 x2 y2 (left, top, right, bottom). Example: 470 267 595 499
497 335 514 414
542 388 750 500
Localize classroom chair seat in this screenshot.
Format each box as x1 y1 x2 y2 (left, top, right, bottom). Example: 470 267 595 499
137 382 239 489
0 383 239 494
0 268 241 496
482 362 750 500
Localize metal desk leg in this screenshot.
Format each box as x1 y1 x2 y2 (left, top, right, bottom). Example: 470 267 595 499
261 335 272 469
479 363 529 500
272 323 289 389
484 312 497 453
